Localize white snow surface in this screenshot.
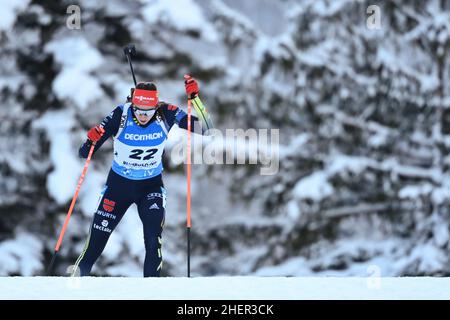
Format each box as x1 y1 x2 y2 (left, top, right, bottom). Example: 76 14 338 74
1 276 450 300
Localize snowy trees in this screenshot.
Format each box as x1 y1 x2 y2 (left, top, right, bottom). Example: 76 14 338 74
222 0 450 275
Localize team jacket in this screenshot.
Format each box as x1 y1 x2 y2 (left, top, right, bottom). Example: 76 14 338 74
79 101 206 180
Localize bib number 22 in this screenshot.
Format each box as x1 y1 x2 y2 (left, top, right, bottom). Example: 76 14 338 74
129 148 157 160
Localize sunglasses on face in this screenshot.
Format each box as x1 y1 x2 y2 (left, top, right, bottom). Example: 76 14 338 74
132 105 157 117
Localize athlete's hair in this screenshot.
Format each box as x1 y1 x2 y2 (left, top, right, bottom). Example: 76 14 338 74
136 82 157 91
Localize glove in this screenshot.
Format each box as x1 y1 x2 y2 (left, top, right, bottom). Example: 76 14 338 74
87 125 105 142
184 74 199 99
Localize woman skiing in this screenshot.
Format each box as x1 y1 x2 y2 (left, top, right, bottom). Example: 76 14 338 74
73 75 213 277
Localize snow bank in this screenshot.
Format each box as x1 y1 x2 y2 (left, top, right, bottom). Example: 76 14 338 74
1 277 450 299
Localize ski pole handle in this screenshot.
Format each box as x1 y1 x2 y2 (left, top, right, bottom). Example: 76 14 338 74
123 44 137 86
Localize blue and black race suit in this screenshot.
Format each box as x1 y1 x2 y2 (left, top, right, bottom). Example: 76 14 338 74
74 101 205 277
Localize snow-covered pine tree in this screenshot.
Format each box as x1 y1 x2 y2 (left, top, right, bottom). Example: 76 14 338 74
214 0 450 275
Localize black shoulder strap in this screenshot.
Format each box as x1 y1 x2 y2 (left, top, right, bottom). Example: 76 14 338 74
114 103 132 139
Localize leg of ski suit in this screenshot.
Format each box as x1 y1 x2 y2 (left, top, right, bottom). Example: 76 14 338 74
137 184 165 277
74 170 165 277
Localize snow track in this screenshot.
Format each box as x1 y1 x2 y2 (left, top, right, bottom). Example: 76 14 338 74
1 277 449 300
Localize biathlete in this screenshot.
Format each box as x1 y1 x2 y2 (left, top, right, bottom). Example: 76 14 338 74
73 75 213 277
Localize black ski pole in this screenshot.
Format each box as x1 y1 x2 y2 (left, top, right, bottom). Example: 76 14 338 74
123 44 137 86
187 227 191 277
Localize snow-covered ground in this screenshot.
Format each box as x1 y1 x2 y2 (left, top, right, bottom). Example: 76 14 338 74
1 277 450 300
